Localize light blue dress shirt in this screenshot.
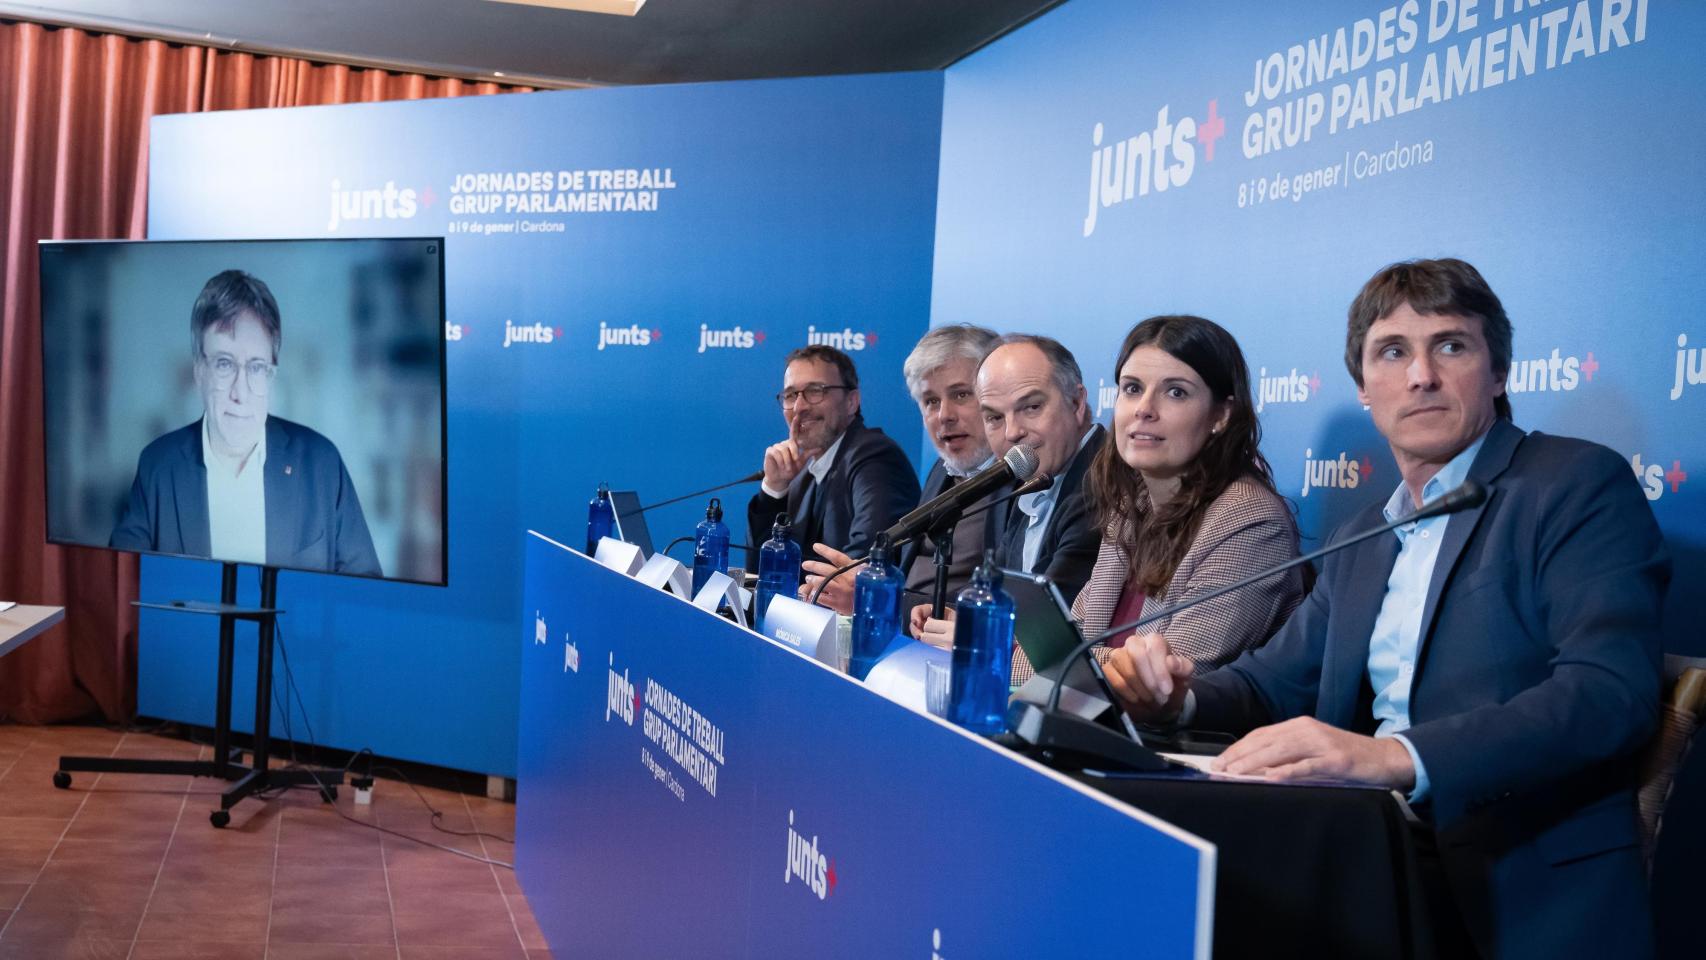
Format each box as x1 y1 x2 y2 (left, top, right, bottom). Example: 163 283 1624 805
1015 426 1096 571
1370 430 1488 803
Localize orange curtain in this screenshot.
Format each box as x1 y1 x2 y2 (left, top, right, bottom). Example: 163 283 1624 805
0 19 530 723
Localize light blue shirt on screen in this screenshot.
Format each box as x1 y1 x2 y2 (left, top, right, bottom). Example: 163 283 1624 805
1371 429 1489 804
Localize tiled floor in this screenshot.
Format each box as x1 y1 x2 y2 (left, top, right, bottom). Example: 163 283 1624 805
0 723 551 959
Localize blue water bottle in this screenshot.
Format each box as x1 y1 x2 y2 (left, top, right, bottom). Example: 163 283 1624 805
948 551 1016 735
849 533 903 681
690 497 731 596
586 482 614 555
755 513 802 633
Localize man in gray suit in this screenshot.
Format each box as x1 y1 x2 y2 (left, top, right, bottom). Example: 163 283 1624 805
910 333 1106 647
804 324 999 616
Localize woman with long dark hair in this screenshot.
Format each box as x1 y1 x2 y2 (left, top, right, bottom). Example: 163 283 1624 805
1063 315 1304 683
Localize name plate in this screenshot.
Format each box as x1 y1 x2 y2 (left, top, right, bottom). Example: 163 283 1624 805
691 570 747 628
635 553 692 598
760 595 839 667
594 536 644 576
863 637 947 712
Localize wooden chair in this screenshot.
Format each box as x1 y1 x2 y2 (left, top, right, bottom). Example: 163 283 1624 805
1638 656 1706 870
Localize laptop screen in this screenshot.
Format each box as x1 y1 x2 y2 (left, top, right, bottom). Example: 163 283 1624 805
609 490 653 555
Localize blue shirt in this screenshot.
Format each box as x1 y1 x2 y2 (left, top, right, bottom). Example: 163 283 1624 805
1370 430 1489 803
1016 426 1096 571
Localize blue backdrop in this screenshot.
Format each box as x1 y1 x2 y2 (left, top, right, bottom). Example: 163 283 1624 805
931 0 1703 655
141 72 943 775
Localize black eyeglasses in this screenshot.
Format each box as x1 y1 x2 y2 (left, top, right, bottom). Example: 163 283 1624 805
777 383 849 408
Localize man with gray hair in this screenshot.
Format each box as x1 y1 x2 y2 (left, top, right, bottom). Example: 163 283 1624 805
803 324 999 615
110 269 380 576
909 333 1105 647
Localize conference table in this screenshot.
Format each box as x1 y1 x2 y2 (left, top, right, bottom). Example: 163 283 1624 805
514 535 1435 958
1075 772 1434 959
0 604 65 660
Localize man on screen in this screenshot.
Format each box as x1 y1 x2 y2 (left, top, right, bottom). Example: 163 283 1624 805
110 270 381 575
1106 259 1667 957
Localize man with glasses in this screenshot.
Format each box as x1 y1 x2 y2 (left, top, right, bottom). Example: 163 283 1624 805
110 270 380 575
747 344 918 575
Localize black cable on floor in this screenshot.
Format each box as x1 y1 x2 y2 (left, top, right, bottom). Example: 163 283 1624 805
267 618 516 865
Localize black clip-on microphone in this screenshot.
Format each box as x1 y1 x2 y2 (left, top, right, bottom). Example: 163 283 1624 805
807 473 1053 607
1004 480 1490 772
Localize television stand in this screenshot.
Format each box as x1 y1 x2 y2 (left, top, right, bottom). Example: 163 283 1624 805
53 563 343 827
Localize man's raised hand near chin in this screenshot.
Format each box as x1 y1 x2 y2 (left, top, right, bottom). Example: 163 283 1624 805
761 439 806 495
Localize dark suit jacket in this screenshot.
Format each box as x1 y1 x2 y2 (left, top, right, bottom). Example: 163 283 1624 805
1192 420 1668 958
897 457 990 602
746 416 919 567
983 424 1105 605
111 416 382 576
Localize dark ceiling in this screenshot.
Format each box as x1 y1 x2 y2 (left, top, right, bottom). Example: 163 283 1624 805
0 0 1066 87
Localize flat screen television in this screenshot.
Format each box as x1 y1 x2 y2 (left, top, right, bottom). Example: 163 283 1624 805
39 237 448 585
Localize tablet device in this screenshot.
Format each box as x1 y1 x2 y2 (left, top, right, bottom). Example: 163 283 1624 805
1001 569 1143 742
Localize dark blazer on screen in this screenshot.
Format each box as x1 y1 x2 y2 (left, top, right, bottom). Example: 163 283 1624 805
110 416 382 576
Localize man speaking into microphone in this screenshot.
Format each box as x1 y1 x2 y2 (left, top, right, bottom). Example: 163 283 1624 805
747 345 918 571
1108 259 1668 958
803 324 1000 615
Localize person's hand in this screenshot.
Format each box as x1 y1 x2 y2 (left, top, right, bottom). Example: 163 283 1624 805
800 544 855 616
1212 716 1417 790
908 603 956 650
762 439 806 492
1102 632 1195 724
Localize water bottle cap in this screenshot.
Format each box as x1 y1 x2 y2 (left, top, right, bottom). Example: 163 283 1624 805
706 497 724 521
976 548 1003 584
870 532 892 564
772 512 791 536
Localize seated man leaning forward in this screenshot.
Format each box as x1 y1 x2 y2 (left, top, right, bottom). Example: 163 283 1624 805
910 334 1105 648
748 344 919 574
111 269 381 576
805 324 1000 615
1107 258 1668 959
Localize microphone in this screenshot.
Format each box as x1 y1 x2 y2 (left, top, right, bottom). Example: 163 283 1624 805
814 473 1054 606
1008 479 1490 770
881 446 1040 543
1405 478 1487 523
634 471 764 514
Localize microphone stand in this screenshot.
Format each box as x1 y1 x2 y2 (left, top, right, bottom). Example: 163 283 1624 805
1006 480 1489 772
634 471 764 514
929 524 955 620
807 474 1053 608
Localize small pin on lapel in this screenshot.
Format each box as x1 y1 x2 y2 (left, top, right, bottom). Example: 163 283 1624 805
284 465 293 475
